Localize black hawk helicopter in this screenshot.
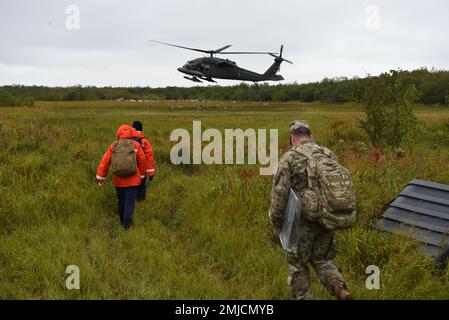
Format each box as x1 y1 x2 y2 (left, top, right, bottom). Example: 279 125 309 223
150 40 293 85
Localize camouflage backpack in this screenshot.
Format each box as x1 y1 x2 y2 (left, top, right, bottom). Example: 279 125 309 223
111 139 137 178
295 143 356 230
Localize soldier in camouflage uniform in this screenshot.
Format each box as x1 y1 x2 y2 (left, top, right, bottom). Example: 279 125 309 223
269 120 352 300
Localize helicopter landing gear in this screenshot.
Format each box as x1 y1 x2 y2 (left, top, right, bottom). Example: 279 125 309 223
184 76 203 83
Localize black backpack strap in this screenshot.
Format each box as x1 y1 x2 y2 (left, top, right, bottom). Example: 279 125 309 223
132 137 143 147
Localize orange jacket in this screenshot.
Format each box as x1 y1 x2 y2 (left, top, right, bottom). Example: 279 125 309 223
132 129 155 177
96 125 147 187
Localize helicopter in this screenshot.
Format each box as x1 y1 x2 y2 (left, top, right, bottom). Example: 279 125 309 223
149 40 293 85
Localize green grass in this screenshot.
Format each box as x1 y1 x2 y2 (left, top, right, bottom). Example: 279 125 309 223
0 100 449 299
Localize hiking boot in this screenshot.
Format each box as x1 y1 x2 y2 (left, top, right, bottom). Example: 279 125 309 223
333 283 352 300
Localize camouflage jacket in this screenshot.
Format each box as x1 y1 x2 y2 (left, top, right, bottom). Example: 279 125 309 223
269 141 337 229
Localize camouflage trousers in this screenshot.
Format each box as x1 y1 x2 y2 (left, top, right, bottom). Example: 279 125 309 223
287 222 346 300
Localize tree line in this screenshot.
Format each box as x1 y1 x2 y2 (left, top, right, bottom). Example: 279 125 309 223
1 68 448 106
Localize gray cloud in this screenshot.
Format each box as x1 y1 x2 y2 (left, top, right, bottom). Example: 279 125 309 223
0 0 448 87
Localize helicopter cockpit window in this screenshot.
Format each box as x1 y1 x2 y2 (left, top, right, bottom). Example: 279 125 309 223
184 61 196 69
186 60 200 68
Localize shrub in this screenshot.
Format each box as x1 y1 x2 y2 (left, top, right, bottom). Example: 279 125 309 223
359 70 418 148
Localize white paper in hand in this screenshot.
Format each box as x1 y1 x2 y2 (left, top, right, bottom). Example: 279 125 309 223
279 188 301 253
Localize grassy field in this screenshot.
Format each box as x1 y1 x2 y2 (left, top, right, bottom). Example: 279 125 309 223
1 100 449 299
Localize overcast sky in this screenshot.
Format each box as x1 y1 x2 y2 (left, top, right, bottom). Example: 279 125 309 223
0 0 448 87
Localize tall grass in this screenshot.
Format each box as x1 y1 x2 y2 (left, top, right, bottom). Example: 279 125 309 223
0 101 448 299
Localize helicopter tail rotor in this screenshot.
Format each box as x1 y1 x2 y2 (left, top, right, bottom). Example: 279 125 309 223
266 45 293 73
263 45 293 77
269 45 293 64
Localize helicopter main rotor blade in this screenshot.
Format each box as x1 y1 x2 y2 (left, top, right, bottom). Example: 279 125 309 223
214 45 232 53
150 40 278 57
149 40 211 54
219 51 277 55
150 40 234 55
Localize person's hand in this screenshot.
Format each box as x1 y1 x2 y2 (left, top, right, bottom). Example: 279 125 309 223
149 175 154 182
96 178 105 186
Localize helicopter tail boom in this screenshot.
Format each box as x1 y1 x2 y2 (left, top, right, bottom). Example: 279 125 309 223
263 59 283 77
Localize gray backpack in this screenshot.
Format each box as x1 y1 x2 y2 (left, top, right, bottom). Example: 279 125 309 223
111 139 137 178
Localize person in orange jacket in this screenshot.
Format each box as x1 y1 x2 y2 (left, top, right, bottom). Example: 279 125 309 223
132 121 155 202
96 124 147 229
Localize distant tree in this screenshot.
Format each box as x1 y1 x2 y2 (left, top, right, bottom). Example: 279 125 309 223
1 68 449 105
0 88 34 107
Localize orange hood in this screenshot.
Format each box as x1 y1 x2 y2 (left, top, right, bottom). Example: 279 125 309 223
116 125 134 139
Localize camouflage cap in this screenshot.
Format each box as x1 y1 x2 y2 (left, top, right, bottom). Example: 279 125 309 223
289 120 310 135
